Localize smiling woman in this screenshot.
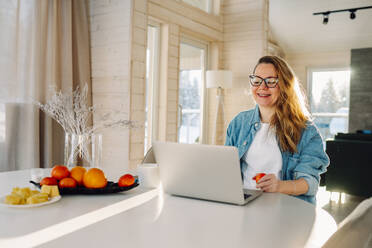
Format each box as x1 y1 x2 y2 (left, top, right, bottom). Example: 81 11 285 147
225 55 330 204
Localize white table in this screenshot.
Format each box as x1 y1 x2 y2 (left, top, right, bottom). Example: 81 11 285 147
0 169 337 248
0 169 159 248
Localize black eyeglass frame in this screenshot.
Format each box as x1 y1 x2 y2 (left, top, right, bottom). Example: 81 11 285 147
249 75 279 88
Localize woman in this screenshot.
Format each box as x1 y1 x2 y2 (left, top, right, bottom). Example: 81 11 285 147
225 55 329 204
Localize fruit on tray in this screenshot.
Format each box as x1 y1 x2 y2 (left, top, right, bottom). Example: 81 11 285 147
40 177 58 186
83 168 107 189
41 185 60 197
59 177 77 188
51 165 70 180
5 187 48 205
70 166 86 186
252 173 266 183
118 174 135 187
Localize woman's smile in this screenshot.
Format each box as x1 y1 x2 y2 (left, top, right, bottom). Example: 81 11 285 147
257 92 271 97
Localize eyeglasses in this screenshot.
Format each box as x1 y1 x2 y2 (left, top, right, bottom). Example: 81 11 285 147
249 75 279 88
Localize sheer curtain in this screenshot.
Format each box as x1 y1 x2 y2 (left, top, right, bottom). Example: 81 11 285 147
0 0 91 172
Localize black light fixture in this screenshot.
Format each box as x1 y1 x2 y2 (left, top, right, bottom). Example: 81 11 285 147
323 12 329 24
349 10 356 19
313 5 372 25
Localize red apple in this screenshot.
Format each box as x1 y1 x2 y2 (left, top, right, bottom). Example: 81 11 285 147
40 177 58 186
118 174 135 187
252 173 266 183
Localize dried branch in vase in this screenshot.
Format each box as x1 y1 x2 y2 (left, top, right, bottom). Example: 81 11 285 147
35 84 139 166
35 84 138 135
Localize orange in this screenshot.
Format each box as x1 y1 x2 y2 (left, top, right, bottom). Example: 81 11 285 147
59 177 77 188
70 166 86 186
83 168 107 189
51 165 70 180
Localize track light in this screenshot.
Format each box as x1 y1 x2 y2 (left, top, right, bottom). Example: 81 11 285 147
349 10 356 19
313 5 372 24
323 14 329 24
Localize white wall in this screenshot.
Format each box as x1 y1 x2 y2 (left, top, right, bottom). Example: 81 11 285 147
286 51 351 92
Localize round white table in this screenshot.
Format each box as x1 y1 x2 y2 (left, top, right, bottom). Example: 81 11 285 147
0 169 337 248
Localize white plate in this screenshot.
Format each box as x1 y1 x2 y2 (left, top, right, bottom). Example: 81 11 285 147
0 195 61 208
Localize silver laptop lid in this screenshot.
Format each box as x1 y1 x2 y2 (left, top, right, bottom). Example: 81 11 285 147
153 141 248 205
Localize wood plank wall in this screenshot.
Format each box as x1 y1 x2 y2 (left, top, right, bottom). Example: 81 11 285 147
89 0 132 170
129 0 148 168
88 0 223 169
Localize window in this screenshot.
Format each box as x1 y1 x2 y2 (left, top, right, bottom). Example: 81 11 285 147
178 39 208 144
181 0 212 13
308 69 350 141
144 25 160 154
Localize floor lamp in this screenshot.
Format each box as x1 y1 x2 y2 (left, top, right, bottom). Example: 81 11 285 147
206 70 233 145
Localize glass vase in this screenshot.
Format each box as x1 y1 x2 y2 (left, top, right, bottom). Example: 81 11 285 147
64 133 102 168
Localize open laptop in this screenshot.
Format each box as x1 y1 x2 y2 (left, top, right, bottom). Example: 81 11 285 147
152 141 262 205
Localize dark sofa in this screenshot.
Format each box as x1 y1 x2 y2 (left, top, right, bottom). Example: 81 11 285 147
321 132 372 197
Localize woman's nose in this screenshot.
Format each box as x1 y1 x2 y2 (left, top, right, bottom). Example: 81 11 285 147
258 81 268 90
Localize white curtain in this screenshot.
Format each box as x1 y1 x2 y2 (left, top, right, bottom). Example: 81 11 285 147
0 0 91 172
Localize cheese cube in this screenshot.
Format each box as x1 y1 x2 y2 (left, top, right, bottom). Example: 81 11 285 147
5 193 25 205
41 185 60 197
26 193 48 204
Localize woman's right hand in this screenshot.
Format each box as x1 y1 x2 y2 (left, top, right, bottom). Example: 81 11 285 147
256 173 282 193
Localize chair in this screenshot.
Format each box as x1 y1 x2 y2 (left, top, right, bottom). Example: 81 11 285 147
322 133 372 197
322 197 372 248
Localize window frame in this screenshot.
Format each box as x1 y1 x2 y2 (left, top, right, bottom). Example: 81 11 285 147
178 34 210 144
180 0 214 14
307 67 351 137
144 22 161 154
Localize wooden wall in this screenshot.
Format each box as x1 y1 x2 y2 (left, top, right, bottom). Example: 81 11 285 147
89 0 132 170
129 0 148 168
89 0 224 169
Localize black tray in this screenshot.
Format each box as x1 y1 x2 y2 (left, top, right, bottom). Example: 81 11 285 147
29 179 139 195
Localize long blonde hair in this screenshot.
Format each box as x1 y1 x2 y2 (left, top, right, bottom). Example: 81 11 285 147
254 56 310 153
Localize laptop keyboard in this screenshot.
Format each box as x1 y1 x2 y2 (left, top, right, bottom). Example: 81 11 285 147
244 194 252 200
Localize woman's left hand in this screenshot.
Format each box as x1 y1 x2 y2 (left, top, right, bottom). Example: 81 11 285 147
256 173 281 192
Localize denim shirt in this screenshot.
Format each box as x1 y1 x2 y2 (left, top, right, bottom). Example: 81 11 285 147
225 105 330 204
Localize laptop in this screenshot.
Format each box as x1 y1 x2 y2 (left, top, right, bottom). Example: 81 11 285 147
152 141 262 205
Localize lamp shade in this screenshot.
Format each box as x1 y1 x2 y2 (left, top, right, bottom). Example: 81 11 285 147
206 70 233 89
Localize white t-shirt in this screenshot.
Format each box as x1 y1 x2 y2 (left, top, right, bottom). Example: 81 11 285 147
242 123 283 190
